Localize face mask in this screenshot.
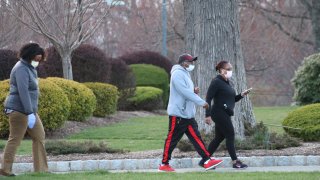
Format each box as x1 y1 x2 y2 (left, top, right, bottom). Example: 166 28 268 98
31 61 39 68
225 70 232 78
186 64 195 72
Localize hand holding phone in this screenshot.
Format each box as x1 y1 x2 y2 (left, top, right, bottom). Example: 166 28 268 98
242 87 253 96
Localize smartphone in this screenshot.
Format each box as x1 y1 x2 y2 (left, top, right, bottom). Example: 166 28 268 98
246 88 253 93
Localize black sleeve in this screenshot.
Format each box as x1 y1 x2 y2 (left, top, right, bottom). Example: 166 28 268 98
205 79 218 117
235 94 243 102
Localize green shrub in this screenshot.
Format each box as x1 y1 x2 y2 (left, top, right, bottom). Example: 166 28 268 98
292 53 320 104
177 122 300 152
110 58 136 110
45 140 125 155
282 104 320 141
83 82 118 117
128 86 163 111
38 79 70 131
130 64 169 106
47 77 96 121
268 133 301 149
117 87 136 110
0 79 70 137
0 80 10 137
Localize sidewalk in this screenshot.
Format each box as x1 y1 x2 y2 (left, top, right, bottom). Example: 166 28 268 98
7 155 320 174
110 166 320 173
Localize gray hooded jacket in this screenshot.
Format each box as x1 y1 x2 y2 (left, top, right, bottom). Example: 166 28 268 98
167 65 206 119
4 60 39 115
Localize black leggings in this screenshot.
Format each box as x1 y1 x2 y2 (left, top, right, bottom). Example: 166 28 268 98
208 111 238 161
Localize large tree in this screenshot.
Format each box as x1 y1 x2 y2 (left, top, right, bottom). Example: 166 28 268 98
183 0 255 138
4 0 118 79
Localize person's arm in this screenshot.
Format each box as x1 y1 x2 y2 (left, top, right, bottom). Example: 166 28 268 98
171 72 206 106
235 94 243 102
205 80 218 117
15 68 33 115
236 88 252 102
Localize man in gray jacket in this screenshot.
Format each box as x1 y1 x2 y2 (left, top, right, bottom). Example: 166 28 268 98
159 54 223 172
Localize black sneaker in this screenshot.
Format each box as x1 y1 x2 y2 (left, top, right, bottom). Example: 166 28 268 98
233 160 248 169
0 169 16 176
198 158 205 167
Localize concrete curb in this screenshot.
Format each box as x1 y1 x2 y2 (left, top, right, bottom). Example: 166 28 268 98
9 155 320 174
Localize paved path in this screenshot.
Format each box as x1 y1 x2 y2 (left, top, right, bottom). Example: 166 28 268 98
110 166 320 173
7 156 320 174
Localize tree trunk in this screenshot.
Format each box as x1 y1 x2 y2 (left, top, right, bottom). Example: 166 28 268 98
61 51 73 80
311 0 320 52
183 0 255 138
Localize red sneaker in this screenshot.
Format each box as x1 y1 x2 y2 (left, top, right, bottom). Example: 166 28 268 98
158 164 175 172
203 159 223 170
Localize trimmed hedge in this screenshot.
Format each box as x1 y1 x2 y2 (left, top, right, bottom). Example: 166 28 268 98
282 104 320 141
0 49 19 81
0 80 11 137
47 77 96 121
110 58 136 110
38 44 111 83
130 64 169 106
84 82 118 117
0 79 70 137
45 140 123 155
71 44 111 83
128 86 163 111
292 53 320 104
110 58 135 90
38 79 71 130
119 50 173 75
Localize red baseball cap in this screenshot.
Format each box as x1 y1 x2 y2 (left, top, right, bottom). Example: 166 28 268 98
178 53 198 64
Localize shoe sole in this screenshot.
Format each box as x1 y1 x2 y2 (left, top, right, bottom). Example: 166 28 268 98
205 160 223 171
233 167 248 170
158 169 175 172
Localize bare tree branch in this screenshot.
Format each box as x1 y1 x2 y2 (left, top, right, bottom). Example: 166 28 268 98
4 0 118 79
241 0 314 46
239 2 310 20
259 11 314 45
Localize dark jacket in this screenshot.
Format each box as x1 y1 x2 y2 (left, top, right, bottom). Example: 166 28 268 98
205 75 243 117
4 60 39 115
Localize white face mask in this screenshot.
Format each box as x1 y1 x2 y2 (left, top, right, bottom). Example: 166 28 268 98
186 64 195 72
31 61 39 68
225 70 232 78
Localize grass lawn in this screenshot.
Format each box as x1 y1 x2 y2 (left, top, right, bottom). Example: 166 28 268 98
0 106 299 154
254 106 298 134
0 140 32 155
10 171 320 180
67 116 168 151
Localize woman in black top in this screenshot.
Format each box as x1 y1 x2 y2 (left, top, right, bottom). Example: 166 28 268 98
204 61 251 169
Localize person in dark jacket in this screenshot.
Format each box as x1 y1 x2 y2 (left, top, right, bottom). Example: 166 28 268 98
200 60 251 169
0 43 48 176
